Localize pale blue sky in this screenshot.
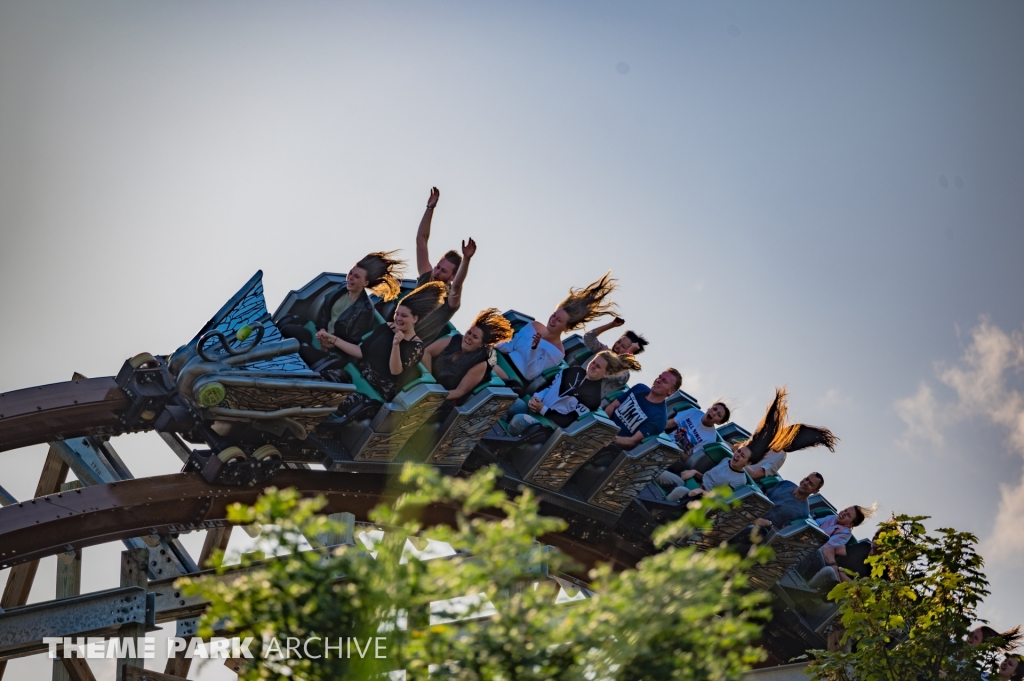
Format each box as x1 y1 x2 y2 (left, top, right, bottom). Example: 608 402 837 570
1 2 1022 677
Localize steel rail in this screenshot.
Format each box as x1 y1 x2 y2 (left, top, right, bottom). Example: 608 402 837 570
0 378 129 454
0 471 649 576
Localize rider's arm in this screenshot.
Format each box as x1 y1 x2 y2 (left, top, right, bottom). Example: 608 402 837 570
421 337 448 373
415 188 440 277
447 362 487 402
614 430 644 450
447 238 476 309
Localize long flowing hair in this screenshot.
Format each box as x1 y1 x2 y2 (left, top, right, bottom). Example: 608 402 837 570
398 281 447 321
976 625 1023 653
470 308 514 346
592 349 641 375
746 388 789 464
558 272 618 330
355 251 405 302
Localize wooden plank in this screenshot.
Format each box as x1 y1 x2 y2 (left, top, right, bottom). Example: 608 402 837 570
122 665 187 681
163 618 196 677
224 656 252 676
0 448 70 680
115 549 149 681
54 483 83 681
199 526 232 568
162 653 191 678
1 449 70 607
60 656 97 681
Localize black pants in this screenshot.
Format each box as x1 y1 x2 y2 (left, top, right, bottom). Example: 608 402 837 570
279 323 346 373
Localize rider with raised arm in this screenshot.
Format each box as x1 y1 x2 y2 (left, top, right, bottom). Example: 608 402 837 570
496 273 618 382
412 187 477 345
582 317 649 399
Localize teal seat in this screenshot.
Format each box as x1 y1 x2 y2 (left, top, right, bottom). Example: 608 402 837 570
344 362 436 403
541 361 568 380
759 475 783 492
670 400 699 417
604 386 630 404
471 373 506 396
570 348 594 365
402 364 437 391
495 352 525 386
345 363 385 403
703 441 732 465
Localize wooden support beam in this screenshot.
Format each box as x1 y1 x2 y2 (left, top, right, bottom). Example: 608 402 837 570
53 483 84 681
0 447 69 681
162 654 191 679
115 549 149 681
122 665 186 680
163 618 196 678
224 656 252 677
199 526 232 568
59 656 97 681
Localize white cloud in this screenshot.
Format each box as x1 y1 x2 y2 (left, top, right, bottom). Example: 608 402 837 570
895 318 1024 558
987 472 1024 561
894 383 945 448
818 388 848 409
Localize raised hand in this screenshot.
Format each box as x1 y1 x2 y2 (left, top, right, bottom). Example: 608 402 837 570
611 317 625 328
426 187 440 209
461 237 477 259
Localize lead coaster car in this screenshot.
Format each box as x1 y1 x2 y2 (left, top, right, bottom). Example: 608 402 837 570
159 271 355 485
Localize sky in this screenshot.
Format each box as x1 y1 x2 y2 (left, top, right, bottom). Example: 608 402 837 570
1 1 1022 677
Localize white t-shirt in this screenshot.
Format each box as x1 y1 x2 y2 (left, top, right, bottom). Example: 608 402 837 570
673 408 718 457
701 457 748 491
666 458 746 501
752 450 787 477
496 326 565 381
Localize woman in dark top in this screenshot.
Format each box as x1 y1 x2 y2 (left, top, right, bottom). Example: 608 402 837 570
321 281 446 415
278 251 403 372
422 309 514 404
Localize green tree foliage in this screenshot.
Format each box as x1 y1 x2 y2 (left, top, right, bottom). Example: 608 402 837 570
180 466 770 680
808 515 995 681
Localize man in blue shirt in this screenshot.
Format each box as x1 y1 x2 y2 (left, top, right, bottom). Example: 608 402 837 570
730 472 824 553
755 473 824 531
604 368 682 450
569 368 682 493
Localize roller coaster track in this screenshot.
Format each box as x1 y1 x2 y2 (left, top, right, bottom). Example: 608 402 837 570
0 378 129 454
0 270 830 677
0 378 646 575
0 374 666 680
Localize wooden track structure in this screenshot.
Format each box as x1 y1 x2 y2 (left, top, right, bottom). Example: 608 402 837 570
0 376 656 680
0 363 836 679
